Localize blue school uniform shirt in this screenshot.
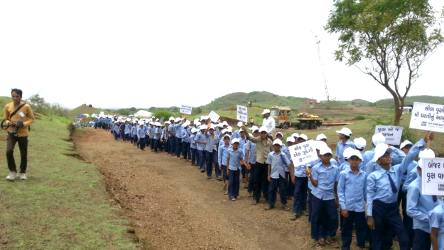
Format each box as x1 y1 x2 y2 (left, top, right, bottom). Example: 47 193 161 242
267 151 291 179
336 140 355 165
195 132 206 151
175 123 183 138
153 127 161 140
429 204 444 250
190 134 197 149
231 129 240 140
204 133 218 152
131 126 138 136
124 124 131 134
403 168 419 192
407 177 440 233
307 158 338 190
218 143 231 166
338 168 367 212
402 160 418 182
137 127 146 138
227 148 243 171
244 141 257 164
339 161 351 172
112 124 120 133
366 139 425 216
168 124 176 137
280 145 291 173
311 162 340 201
160 127 167 140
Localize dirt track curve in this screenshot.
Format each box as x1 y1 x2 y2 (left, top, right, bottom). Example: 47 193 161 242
74 128 350 250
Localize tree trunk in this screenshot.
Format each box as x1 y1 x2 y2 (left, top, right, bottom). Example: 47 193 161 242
393 96 402 126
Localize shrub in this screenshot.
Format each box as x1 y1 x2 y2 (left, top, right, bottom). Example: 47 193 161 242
153 110 173 120
353 115 366 120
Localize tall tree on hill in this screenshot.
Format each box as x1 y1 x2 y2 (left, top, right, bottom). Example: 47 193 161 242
326 0 443 125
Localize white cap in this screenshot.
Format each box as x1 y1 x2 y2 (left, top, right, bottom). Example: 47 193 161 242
343 147 355 160
349 150 363 160
250 126 260 132
418 149 436 168
400 140 413 150
298 134 308 141
165 121 170 125
200 125 208 130
319 147 333 155
273 139 283 146
175 118 181 122
261 109 271 115
155 122 161 126
223 134 231 139
336 127 352 137
237 121 243 127
208 125 215 130
258 127 268 133
169 116 175 121
139 121 144 125
292 133 300 138
316 134 327 141
191 128 198 133
373 143 394 162
286 137 295 143
354 137 367 150
276 132 283 137
372 133 386 146
227 126 233 133
239 128 245 132
231 138 240 144
194 119 200 124
222 121 228 126
315 141 328 150
183 121 191 127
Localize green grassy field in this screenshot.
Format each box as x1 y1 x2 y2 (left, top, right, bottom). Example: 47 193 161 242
0 114 140 249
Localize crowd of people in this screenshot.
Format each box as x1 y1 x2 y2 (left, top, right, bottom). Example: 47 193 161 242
92 108 442 250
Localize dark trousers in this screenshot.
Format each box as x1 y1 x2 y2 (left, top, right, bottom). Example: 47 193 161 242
168 137 175 154
6 133 28 174
241 165 247 179
139 139 146 150
253 162 269 202
269 176 287 206
311 196 338 240
150 137 155 149
191 148 197 164
125 133 130 141
285 172 294 197
206 150 220 177
341 211 367 250
182 142 190 160
175 138 182 157
293 176 308 213
153 139 159 152
371 200 409 250
308 191 313 222
247 163 256 193
197 150 206 170
221 165 229 181
228 169 240 199
412 229 431 250
113 131 119 141
398 187 414 248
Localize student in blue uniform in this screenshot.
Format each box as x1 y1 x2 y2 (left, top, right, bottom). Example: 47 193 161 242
190 128 198 166
407 148 437 250
137 123 146 150
131 122 138 145
175 118 184 158
291 134 310 220
283 136 295 200
112 121 120 141
226 138 246 201
195 125 207 173
168 117 176 156
429 202 444 250
265 139 293 211
238 129 248 184
204 125 220 179
335 127 355 165
366 132 432 250
338 149 367 250
218 134 231 195
306 146 340 248
244 126 259 197
153 122 162 153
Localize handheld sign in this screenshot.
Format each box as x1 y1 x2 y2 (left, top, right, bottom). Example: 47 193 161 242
375 125 404 145
421 158 444 195
288 141 318 165
180 105 193 115
208 111 220 123
410 102 444 133
237 105 248 123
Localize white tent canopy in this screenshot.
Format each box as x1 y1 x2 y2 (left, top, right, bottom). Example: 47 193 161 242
135 110 152 118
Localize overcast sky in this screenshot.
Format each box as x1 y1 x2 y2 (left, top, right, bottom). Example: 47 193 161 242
1 1 443 109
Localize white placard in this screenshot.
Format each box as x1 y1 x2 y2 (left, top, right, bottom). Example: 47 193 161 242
180 105 193 115
288 141 318 165
375 125 404 145
421 158 444 195
237 105 248 123
410 102 444 133
208 111 220 122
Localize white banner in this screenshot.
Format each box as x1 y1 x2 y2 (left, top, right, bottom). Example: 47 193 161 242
180 105 193 115
375 125 404 145
237 105 248 123
410 102 444 133
421 158 444 195
288 141 318 165
208 111 220 122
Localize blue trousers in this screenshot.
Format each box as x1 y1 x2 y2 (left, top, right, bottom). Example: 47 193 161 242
175 138 182 157
221 165 229 181
153 139 159 152
113 131 120 141
293 176 308 213
247 163 256 193
139 139 146 150
182 142 190 160
269 176 287 206
311 196 338 240
371 200 409 250
285 172 295 197
228 169 240 199
206 150 220 177
191 148 197 165
341 211 366 250
412 229 430 250
197 150 206 170
168 137 175 154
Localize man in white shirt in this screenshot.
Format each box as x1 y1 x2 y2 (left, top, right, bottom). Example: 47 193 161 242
262 109 275 139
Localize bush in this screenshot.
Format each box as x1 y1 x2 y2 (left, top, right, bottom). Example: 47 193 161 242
153 110 173 120
353 115 366 120
26 94 69 117
321 116 328 121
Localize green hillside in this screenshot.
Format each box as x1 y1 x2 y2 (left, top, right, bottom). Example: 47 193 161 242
0 96 10 117
68 104 107 119
375 95 444 107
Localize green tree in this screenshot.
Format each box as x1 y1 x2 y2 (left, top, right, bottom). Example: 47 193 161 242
153 110 173 120
326 0 443 125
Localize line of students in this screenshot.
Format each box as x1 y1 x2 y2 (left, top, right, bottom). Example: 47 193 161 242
101 112 442 250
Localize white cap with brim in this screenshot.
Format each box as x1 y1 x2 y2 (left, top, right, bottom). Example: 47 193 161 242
276 132 283 137
373 143 394 162
273 139 283 146
418 149 436 168
349 150 363 160
400 140 413 150
169 117 175 121
292 133 300 138
343 147 355 160
298 134 308 141
319 147 333 155
259 127 268 133
286 137 295 143
223 134 231 139
231 138 240 144
336 127 352 137
222 121 229 126
372 133 386 146
316 134 327 141
315 141 328 150
261 109 271 115
237 121 243 127
354 137 367 150
200 125 208 130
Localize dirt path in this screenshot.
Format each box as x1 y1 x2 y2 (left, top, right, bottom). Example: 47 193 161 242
74 128 339 250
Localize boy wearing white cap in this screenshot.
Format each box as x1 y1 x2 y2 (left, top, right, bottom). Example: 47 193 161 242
338 150 367 250
231 121 244 140
366 132 433 250
195 126 207 173
283 136 295 199
245 126 260 196
153 123 162 153
407 149 438 250
226 138 247 201
335 127 355 165
168 118 176 155
261 109 275 139
265 139 292 211
218 134 231 194
291 134 310 220
204 125 220 179
131 122 138 146
136 123 146 150
190 128 198 166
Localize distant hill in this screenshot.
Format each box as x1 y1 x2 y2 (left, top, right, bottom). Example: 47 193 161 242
68 104 107 119
374 95 444 108
200 91 313 111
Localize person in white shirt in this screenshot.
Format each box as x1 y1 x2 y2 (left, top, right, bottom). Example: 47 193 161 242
261 109 275 139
